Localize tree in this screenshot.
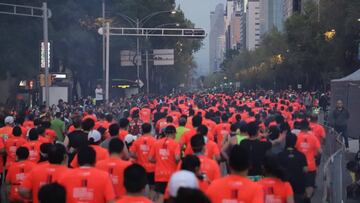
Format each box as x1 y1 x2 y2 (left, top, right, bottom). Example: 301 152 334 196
0 0 202 98
211 0 360 91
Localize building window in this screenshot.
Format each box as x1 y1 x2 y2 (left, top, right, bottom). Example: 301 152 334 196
255 23 260 25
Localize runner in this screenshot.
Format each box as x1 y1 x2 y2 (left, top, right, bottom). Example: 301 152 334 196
20 144 69 203
149 125 181 203
130 123 156 199
206 145 264 203
6 147 35 202
96 138 132 199
116 164 152 203
59 146 115 203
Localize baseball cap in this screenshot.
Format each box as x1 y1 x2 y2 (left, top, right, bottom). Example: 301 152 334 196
88 130 101 142
124 134 137 144
168 170 199 197
4 116 14 124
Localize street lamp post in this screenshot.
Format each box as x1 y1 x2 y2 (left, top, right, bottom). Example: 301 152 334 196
43 2 50 107
0 2 51 107
105 22 110 102
136 19 140 84
102 0 106 100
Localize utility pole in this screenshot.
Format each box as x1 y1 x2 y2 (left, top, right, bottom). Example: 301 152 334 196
146 49 149 94
102 0 106 97
0 2 51 106
136 19 140 85
43 2 49 107
105 22 110 103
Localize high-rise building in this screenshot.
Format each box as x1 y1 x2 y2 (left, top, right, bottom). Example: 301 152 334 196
225 0 234 51
215 35 226 70
224 0 247 51
260 0 284 35
209 4 226 72
246 0 261 50
239 0 247 50
283 0 302 20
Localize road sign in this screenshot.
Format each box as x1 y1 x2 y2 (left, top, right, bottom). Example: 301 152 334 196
120 50 141 67
153 49 174 66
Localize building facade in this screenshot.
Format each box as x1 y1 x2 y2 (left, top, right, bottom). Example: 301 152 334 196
209 4 226 72
260 0 284 35
283 0 302 20
246 0 261 50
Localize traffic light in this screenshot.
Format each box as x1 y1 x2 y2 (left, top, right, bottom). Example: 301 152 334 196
39 74 45 87
39 74 54 87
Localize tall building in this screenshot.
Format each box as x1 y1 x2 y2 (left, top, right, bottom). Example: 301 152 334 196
209 4 226 72
239 0 247 50
246 0 261 50
225 0 235 51
260 0 284 35
215 35 226 70
224 0 247 51
283 0 302 20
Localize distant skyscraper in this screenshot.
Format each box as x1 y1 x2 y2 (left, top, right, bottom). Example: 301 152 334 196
260 0 284 35
283 0 302 20
209 4 226 72
239 0 247 50
223 0 247 51
215 35 226 69
246 0 261 50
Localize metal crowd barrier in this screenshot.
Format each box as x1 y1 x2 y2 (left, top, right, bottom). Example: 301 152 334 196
322 126 346 203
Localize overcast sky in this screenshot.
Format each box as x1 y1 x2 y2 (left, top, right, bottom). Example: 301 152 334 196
175 0 225 76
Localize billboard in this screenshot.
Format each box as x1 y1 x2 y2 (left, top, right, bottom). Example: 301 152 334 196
120 50 142 67
40 42 51 69
153 49 174 66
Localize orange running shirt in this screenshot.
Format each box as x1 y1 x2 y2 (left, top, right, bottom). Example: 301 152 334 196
149 138 180 182
22 140 42 163
295 131 321 171
206 175 264 203
71 145 110 168
0 126 13 140
116 195 153 203
45 129 57 143
185 139 220 160
198 155 221 182
23 121 35 130
212 123 231 149
130 135 156 173
5 136 27 168
6 160 36 202
310 123 326 143
58 167 115 203
118 130 129 141
258 177 294 203
96 157 132 198
140 108 151 123
21 163 69 203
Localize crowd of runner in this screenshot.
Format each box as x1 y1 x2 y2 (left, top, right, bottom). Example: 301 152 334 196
0 90 327 203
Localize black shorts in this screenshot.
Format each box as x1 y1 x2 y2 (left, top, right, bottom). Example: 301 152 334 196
147 172 155 186
155 182 168 194
306 171 317 187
